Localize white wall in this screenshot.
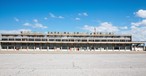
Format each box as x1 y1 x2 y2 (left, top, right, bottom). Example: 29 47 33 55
132 47 144 51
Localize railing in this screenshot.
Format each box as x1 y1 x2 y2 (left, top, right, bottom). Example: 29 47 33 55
0 40 131 43
1 37 131 40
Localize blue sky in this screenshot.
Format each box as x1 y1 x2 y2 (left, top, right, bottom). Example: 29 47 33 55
0 0 146 40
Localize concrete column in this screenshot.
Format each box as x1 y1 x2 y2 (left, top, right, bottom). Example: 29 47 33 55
113 46 114 51
125 47 126 51
20 45 22 50
81 46 82 51
40 44 42 51
87 46 89 51
133 46 135 51
34 43 35 51
47 46 49 51
0 42 1 51
143 43 145 51
7 45 8 51
54 46 55 51
48 46 50 51
67 46 69 51
14 45 15 51
119 47 120 51
60 46 62 51
0 34 2 51
131 44 133 51
27 44 28 51
107 47 108 51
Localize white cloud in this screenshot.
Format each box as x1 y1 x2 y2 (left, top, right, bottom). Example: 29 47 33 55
136 9 146 18
75 18 80 21
34 23 47 28
49 13 56 18
83 12 88 16
23 19 47 29
23 22 47 29
120 26 128 30
82 20 146 41
130 19 146 41
44 17 48 20
127 26 146 41
131 19 146 27
78 12 88 16
33 19 38 23
49 12 64 19
82 22 119 32
0 29 31 34
14 17 19 22
82 25 94 32
58 16 64 19
127 9 146 41
23 23 32 26
22 17 48 29
99 22 119 32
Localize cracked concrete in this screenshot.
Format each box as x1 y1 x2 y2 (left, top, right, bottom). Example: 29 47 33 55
0 54 146 76
72 61 82 69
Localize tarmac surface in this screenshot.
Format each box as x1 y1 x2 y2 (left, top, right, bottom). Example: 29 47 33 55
0 51 146 76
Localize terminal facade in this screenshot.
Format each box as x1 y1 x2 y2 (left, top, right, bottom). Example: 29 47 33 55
0 31 145 51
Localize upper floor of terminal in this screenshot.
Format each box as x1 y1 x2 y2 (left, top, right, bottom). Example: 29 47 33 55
0 31 132 42
0 31 131 37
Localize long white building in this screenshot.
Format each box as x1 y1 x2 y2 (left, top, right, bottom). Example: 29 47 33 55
0 31 145 51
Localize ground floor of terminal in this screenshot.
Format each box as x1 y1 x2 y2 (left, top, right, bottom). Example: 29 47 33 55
0 43 145 51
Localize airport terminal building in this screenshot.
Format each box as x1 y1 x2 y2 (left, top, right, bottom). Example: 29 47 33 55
0 31 145 51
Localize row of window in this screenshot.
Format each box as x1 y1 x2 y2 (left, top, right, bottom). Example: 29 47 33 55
2 46 131 50
1 38 131 42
